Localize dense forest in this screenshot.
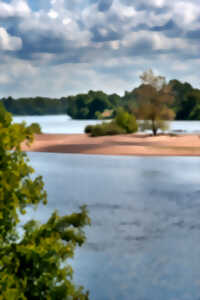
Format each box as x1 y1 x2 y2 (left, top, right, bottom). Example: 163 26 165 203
2 79 200 120
1 96 69 115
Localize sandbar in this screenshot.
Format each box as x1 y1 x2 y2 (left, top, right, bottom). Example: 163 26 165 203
21 133 200 156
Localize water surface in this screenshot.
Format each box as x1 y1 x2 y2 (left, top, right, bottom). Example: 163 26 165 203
13 114 200 134
13 115 103 134
23 153 200 300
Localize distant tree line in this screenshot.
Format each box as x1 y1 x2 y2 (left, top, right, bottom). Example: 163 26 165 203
1 79 200 120
123 79 200 121
1 96 69 116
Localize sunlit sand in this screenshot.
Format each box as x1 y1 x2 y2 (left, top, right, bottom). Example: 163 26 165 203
21 133 200 156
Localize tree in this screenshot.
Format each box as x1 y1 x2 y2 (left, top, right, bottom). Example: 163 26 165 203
134 69 175 136
0 103 90 299
169 79 193 120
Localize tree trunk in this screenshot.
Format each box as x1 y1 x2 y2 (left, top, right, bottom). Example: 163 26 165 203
153 128 157 136
152 121 157 136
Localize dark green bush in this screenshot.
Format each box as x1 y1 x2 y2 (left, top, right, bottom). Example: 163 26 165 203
102 121 126 136
85 108 138 137
90 124 106 137
84 125 93 134
89 121 125 137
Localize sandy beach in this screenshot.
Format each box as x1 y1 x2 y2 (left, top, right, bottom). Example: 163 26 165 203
21 133 200 156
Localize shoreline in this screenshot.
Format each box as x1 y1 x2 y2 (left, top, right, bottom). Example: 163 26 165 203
21 133 200 156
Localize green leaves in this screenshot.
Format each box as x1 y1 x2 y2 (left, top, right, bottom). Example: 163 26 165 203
115 108 138 133
0 106 90 299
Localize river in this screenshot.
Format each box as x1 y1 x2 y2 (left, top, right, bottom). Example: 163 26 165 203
20 152 200 300
13 114 200 134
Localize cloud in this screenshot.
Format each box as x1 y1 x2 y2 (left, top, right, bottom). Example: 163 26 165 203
98 0 113 12
0 0 200 97
0 0 30 18
0 27 22 50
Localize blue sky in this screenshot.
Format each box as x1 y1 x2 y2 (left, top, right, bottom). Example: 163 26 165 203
0 0 200 97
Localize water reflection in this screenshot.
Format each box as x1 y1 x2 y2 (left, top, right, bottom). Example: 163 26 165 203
24 153 200 300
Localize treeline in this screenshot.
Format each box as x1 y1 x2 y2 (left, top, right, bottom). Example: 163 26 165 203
1 96 69 115
2 79 200 120
66 90 121 119
122 79 200 121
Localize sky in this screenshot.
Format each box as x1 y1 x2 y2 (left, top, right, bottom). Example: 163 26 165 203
0 0 200 97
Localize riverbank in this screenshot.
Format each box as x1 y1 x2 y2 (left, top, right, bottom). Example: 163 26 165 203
21 133 200 156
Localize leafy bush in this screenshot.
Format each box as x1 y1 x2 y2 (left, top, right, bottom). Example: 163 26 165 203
90 121 125 137
84 125 93 134
89 124 105 137
85 108 138 137
102 122 126 136
29 122 42 134
115 108 138 133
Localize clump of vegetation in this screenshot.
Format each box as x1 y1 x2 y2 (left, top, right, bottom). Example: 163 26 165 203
0 103 90 299
88 121 126 137
115 108 138 133
29 122 42 134
85 108 138 137
84 124 93 134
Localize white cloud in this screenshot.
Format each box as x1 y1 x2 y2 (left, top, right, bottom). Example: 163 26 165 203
0 73 10 84
48 9 58 19
152 32 188 51
172 2 199 26
62 17 71 25
109 40 120 50
0 27 22 51
0 2 14 18
13 0 31 17
0 0 30 18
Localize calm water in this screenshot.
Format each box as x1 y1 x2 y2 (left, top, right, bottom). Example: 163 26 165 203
13 114 200 134
22 152 200 300
13 115 104 134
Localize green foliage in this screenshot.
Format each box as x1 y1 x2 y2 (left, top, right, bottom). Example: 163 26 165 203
2 97 68 116
85 108 138 137
89 121 126 137
170 80 200 120
66 91 121 120
115 108 138 133
84 125 93 134
29 122 42 134
0 104 90 299
3 78 200 121
169 79 193 119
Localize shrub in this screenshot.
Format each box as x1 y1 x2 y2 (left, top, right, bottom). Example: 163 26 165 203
89 121 125 137
115 108 138 133
29 122 42 134
84 125 93 134
85 108 138 137
102 121 126 136
90 124 106 137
